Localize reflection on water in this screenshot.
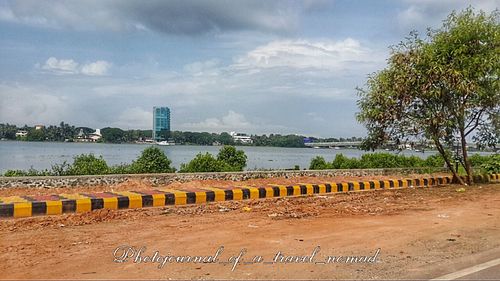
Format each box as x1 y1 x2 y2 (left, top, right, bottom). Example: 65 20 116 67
0 140 490 173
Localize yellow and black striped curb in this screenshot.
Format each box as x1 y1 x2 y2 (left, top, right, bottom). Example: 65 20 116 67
0 174 498 219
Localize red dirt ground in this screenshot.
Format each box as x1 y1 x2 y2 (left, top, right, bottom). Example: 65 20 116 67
1 181 499 280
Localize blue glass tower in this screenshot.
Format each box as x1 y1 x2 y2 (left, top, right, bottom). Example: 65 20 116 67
153 106 170 141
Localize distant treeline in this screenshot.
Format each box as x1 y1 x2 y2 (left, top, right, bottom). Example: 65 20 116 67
0 123 363 148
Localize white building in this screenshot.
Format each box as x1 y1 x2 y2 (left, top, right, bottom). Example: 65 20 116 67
230 132 253 144
15 130 28 137
88 129 102 142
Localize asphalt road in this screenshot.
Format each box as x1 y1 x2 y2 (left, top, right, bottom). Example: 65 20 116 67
432 257 500 280
457 263 500 280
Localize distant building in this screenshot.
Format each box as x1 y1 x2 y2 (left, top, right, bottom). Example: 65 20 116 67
34 125 44 130
230 132 253 144
88 129 102 142
15 130 28 137
153 106 171 141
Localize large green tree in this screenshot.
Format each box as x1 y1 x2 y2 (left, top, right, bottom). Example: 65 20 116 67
357 8 499 184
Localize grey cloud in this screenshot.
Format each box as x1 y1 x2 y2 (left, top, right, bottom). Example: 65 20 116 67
398 0 499 29
0 0 323 35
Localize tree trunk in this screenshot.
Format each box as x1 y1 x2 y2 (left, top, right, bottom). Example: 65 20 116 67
434 138 466 185
460 129 473 185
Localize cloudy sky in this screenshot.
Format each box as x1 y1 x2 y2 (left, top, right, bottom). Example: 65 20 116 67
0 0 498 137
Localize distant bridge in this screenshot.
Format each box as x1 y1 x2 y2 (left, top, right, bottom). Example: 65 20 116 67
304 141 363 148
305 141 500 150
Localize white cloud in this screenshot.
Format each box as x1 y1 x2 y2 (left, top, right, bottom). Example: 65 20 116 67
233 38 383 72
81 60 111 76
110 107 152 129
38 57 111 76
180 111 253 131
0 83 70 125
183 59 220 76
86 38 380 116
41 57 79 74
178 110 294 134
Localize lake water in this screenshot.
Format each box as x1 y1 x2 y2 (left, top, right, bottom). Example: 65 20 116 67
0 140 461 173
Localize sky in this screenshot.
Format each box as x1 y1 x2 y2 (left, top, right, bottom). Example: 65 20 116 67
0 0 498 137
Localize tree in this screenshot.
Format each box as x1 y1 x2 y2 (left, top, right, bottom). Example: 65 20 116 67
218 132 235 145
217 145 247 171
131 146 175 173
101 127 126 143
357 8 500 184
0 123 17 139
26 128 45 141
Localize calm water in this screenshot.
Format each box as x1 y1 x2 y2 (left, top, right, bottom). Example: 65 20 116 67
0 140 491 173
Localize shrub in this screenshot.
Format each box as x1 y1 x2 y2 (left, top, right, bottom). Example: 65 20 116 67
331 154 361 169
51 161 71 176
131 146 175 173
4 167 51 177
180 146 248 173
309 156 330 170
468 154 490 167
308 152 457 171
359 153 425 168
179 152 227 173
481 154 500 174
109 163 134 174
68 154 109 175
3 170 28 177
216 145 247 171
423 154 445 168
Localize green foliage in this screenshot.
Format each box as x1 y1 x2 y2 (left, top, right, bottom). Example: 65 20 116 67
179 153 227 173
108 164 134 174
468 154 490 167
481 154 500 174
216 145 247 171
50 161 71 176
309 153 458 170
131 146 175 173
180 146 248 173
3 170 25 177
252 134 306 147
309 156 330 170
218 132 235 145
331 154 361 169
68 154 109 175
101 127 126 143
0 123 18 139
26 128 46 141
3 167 51 177
423 154 446 168
356 8 500 183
